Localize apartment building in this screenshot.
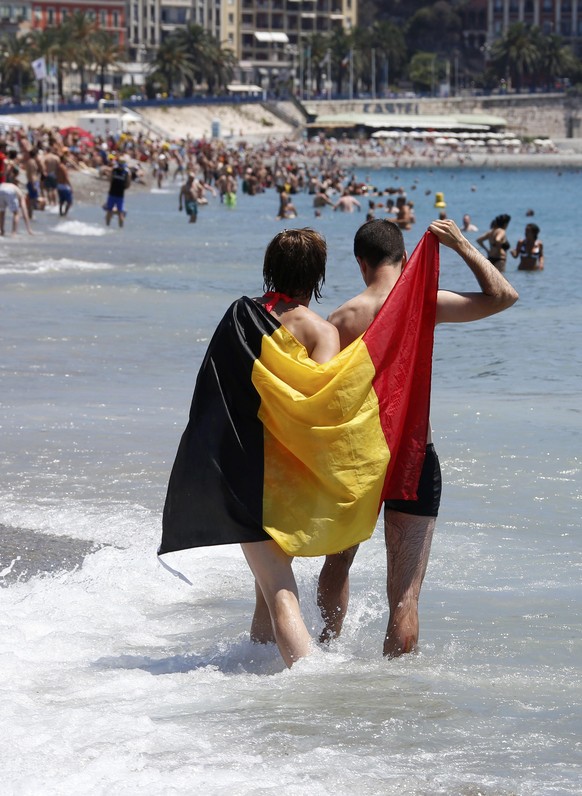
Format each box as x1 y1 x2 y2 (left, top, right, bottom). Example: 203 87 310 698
0 1 31 34
30 0 126 45
220 0 357 88
487 0 582 54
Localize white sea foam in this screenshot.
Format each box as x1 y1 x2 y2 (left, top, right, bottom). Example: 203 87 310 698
0 257 113 275
1 169 581 795
51 219 108 236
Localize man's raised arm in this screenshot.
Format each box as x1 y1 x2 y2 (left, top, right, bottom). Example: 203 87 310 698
429 219 519 324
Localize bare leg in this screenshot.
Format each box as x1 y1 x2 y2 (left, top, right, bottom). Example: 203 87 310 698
383 508 435 657
316 545 358 642
250 580 275 644
242 540 312 668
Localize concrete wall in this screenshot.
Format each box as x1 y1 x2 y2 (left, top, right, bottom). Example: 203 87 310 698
304 94 582 139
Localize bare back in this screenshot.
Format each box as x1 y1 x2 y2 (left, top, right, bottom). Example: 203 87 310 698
256 298 340 364
328 291 387 349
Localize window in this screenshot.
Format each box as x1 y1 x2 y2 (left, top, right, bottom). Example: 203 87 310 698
47 7 54 23
112 10 119 26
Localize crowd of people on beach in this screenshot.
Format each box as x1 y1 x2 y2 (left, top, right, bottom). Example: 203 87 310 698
0 122 545 270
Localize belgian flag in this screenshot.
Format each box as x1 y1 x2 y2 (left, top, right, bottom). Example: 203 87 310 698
160 231 439 559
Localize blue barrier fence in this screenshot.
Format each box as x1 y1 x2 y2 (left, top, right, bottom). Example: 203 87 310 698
0 94 266 116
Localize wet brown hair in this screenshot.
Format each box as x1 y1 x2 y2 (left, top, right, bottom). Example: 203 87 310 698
263 228 327 301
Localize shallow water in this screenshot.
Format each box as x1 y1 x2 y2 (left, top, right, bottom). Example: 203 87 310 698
1 165 581 795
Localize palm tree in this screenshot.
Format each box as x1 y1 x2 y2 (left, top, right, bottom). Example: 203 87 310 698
328 26 353 97
369 20 407 93
302 33 329 96
0 32 33 103
64 12 97 102
406 0 462 55
538 33 577 91
204 43 237 96
29 26 72 101
173 24 213 96
149 38 195 96
90 30 124 99
491 22 539 92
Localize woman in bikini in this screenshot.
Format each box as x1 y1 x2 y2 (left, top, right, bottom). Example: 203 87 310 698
511 223 544 271
477 213 511 271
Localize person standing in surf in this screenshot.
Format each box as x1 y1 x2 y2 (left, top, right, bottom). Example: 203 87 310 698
161 229 339 668
104 156 131 228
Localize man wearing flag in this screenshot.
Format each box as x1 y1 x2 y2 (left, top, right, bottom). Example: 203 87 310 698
316 218 519 657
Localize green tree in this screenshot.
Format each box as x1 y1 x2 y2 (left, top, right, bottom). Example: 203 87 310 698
303 33 330 96
408 51 445 95
0 32 33 103
406 1 462 54
328 26 354 97
490 22 539 92
29 25 73 100
172 24 214 96
149 39 195 96
538 33 577 90
90 30 124 99
368 20 407 93
65 12 97 102
204 43 237 96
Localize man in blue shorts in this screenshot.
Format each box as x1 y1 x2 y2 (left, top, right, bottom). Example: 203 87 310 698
56 154 73 217
179 173 198 223
105 156 131 228
317 218 519 657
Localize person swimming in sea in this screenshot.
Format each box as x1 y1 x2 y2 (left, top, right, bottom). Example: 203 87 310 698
477 213 511 271
511 223 544 271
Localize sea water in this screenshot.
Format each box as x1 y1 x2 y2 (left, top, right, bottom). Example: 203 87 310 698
1 165 581 795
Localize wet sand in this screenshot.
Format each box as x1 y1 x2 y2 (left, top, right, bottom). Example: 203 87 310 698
0 524 102 586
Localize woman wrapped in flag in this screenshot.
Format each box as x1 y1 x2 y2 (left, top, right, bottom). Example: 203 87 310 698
160 227 439 666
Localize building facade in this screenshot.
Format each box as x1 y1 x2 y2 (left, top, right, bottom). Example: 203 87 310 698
30 0 126 44
487 0 582 54
221 0 357 90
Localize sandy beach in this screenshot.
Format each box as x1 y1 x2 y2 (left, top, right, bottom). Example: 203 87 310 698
7 101 582 170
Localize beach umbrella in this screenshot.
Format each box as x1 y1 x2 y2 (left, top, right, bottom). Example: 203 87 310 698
463 139 477 146
487 138 501 146
60 126 94 142
0 115 23 129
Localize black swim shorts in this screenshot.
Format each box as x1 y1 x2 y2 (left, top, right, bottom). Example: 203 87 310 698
384 443 441 517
